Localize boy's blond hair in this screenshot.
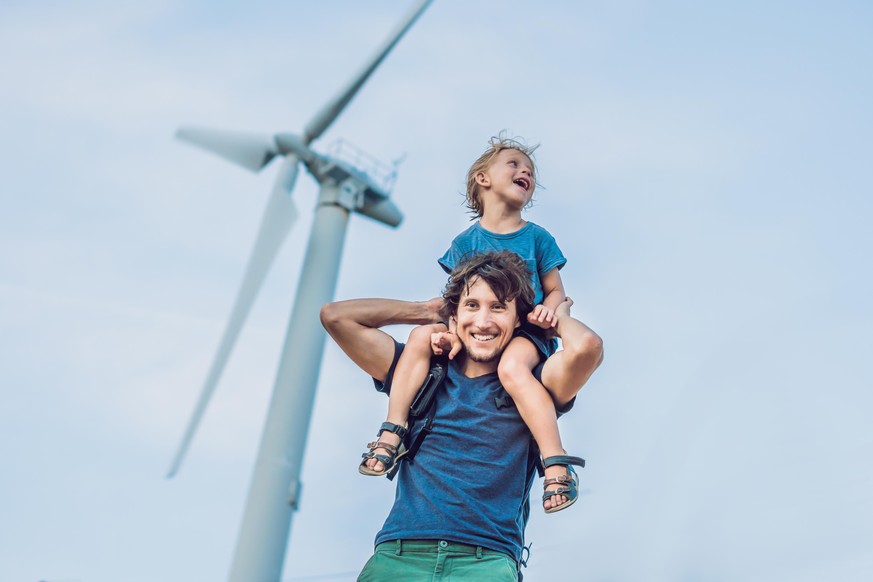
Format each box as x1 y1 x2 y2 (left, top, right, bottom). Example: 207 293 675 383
465 132 540 218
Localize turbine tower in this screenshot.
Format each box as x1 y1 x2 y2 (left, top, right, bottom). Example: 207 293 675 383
167 2 433 580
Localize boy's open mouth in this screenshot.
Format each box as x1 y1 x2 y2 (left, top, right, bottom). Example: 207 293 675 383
513 177 530 191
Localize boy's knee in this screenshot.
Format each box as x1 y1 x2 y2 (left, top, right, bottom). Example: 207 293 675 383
564 331 604 368
407 323 442 351
498 356 534 388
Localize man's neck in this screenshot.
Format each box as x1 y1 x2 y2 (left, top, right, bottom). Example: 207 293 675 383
457 353 499 378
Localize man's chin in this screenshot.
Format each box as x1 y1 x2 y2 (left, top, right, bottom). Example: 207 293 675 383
465 348 501 363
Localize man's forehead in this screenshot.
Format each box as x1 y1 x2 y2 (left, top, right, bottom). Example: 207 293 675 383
461 277 512 305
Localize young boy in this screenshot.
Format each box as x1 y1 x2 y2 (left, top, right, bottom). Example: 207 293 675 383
359 134 579 513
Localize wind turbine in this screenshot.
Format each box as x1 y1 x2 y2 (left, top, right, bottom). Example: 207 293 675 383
167 2 433 580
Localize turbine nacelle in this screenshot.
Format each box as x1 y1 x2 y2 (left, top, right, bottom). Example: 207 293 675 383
310 154 403 227
177 128 403 228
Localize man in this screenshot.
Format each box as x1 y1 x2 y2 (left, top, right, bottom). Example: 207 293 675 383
320 251 603 581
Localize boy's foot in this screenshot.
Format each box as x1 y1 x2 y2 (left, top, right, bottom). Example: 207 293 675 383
541 454 585 514
543 464 571 510
363 431 401 473
359 422 408 476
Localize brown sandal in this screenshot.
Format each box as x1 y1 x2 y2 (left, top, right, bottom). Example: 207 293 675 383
542 454 585 514
359 422 408 477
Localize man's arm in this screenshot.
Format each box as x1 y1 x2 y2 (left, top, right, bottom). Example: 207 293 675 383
320 298 444 381
539 297 604 407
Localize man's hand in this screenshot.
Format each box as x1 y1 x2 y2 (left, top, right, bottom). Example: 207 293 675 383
527 303 558 329
431 331 463 360
424 297 445 324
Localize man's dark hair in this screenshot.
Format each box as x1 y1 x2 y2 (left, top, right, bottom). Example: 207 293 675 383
439 250 535 322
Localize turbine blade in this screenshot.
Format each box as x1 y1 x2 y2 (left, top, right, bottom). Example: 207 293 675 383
302 0 433 143
167 156 300 478
176 127 278 172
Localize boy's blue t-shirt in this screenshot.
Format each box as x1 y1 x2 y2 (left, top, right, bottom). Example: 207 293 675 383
438 221 566 306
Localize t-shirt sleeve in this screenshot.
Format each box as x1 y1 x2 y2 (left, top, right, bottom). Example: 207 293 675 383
437 246 456 274
535 227 567 276
438 234 469 274
372 340 405 394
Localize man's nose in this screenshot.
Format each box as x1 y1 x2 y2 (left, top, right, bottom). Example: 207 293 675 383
474 309 493 327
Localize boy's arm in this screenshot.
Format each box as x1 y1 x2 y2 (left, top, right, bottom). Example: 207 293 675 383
431 317 463 360
320 298 443 381
539 298 604 406
541 267 566 311
529 267 566 327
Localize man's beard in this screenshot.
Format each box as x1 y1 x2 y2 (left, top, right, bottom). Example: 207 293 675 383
464 343 502 363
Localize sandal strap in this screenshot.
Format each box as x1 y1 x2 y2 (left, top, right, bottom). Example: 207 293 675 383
362 451 394 464
543 474 575 487
542 485 573 501
542 454 585 469
379 421 408 439
365 440 399 455
360 439 408 471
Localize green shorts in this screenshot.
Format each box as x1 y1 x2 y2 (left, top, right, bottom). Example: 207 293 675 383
357 539 518 582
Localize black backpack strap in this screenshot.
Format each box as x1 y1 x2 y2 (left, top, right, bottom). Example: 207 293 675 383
387 355 447 480
409 355 447 419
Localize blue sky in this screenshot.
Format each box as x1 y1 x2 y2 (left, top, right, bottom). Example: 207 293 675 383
1 1 872 581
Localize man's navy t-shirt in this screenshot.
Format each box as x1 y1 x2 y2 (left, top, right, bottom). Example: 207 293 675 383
374 360 537 561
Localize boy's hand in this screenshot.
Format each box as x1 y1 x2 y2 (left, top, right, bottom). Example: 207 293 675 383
527 304 557 330
554 296 574 320
431 331 463 360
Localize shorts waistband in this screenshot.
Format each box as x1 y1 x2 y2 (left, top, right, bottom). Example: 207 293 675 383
375 539 506 559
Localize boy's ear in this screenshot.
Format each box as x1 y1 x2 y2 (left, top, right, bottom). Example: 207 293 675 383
475 171 490 187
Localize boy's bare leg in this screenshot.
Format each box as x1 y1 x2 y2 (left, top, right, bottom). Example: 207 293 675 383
364 322 447 472
537 298 604 408
498 337 570 511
